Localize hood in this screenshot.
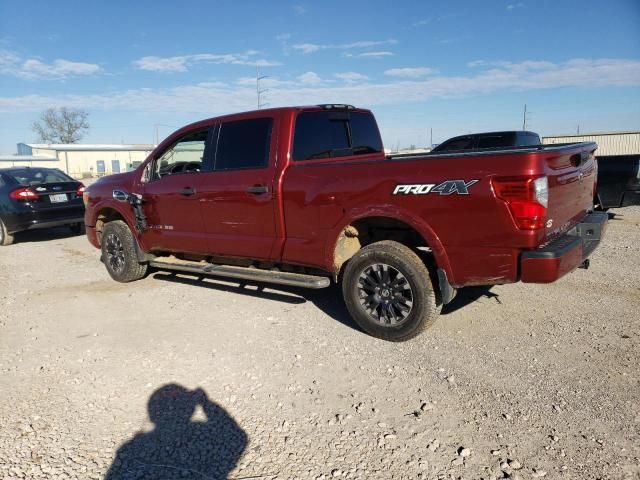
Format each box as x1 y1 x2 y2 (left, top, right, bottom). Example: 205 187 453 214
87 170 138 194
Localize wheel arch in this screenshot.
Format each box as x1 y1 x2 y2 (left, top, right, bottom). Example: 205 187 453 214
327 208 451 277
94 204 132 246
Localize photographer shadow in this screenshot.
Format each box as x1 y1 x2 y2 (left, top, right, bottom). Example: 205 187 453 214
105 383 246 480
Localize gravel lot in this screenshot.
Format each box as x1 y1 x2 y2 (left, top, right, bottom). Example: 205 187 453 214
1 207 638 480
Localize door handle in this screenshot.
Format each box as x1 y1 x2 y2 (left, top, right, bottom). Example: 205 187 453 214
247 185 269 195
179 187 196 196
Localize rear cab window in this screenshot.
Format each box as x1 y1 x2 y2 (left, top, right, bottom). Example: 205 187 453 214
477 134 515 149
292 110 383 161
516 133 542 147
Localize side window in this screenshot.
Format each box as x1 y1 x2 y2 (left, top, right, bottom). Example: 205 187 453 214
215 118 272 171
293 112 348 160
154 129 208 179
350 112 383 154
293 111 381 161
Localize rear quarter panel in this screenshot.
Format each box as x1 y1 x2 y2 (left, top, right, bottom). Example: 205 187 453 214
281 151 551 285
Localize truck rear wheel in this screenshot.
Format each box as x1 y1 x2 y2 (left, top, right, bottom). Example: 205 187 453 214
101 220 147 282
342 240 440 341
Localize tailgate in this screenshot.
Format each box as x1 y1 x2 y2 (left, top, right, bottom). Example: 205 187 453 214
543 143 597 240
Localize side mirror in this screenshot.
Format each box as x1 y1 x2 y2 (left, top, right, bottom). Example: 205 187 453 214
141 163 152 183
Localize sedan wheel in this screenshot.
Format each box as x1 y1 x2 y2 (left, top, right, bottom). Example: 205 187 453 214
0 218 15 246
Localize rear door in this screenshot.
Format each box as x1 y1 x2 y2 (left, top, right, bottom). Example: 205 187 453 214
197 116 278 259
140 128 212 254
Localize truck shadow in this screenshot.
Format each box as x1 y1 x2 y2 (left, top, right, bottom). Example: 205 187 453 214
13 226 83 244
105 383 247 480
152 272 499 332
152 272 362 333
440 286 500 315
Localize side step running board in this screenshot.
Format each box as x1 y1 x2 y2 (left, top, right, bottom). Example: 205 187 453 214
149 258 331 289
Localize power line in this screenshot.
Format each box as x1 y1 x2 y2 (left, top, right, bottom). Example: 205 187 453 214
153 124 178 144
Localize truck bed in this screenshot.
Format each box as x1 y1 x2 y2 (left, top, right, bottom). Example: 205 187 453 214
281 141 598 286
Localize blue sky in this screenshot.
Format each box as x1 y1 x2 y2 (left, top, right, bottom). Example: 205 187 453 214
0 0 639 153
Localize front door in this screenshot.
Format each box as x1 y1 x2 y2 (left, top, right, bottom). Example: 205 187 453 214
197 117 278 260
140 128 211 254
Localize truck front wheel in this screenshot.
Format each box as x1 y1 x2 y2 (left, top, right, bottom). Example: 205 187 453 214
101 220 148 282
342 241 440 341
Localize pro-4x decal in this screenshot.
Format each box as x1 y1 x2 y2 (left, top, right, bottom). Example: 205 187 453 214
392 179 479 196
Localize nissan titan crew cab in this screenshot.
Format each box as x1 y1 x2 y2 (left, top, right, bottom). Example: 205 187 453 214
83 105 607 341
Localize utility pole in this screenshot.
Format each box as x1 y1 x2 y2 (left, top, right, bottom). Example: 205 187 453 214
522 104 527 130
256 65 269 109
430 128 433 148
153 124 176 144
577 125 580 134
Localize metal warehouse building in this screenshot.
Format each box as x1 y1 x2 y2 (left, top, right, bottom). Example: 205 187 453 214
542 131 640 156
1 143 157 178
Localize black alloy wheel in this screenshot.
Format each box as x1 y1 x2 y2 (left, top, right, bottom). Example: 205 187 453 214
357 263 413 326
342 240 440 341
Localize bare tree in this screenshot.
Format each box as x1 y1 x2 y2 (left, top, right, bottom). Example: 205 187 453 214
31 107 90 144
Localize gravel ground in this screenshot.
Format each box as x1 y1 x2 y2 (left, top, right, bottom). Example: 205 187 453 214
0 207 638 480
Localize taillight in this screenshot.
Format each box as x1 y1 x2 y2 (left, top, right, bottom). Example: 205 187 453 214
9 187 39 201
492 176 548 230
593 157 598 199
76 184 86 197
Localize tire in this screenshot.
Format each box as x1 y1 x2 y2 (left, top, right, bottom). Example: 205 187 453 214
342 240 441 342
69 222 86 235
0 217 15 246
101 220 147 282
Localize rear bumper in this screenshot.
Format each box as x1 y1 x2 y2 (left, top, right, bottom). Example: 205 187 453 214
520 212 608 283
4 212 84 234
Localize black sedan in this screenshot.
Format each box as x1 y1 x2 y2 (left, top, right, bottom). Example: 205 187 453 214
0 167 86 246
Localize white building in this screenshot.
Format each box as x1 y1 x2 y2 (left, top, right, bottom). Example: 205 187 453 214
542 131 640 156
1 143 157 178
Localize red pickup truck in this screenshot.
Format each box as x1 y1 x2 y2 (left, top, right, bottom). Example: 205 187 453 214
83 105 607 341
